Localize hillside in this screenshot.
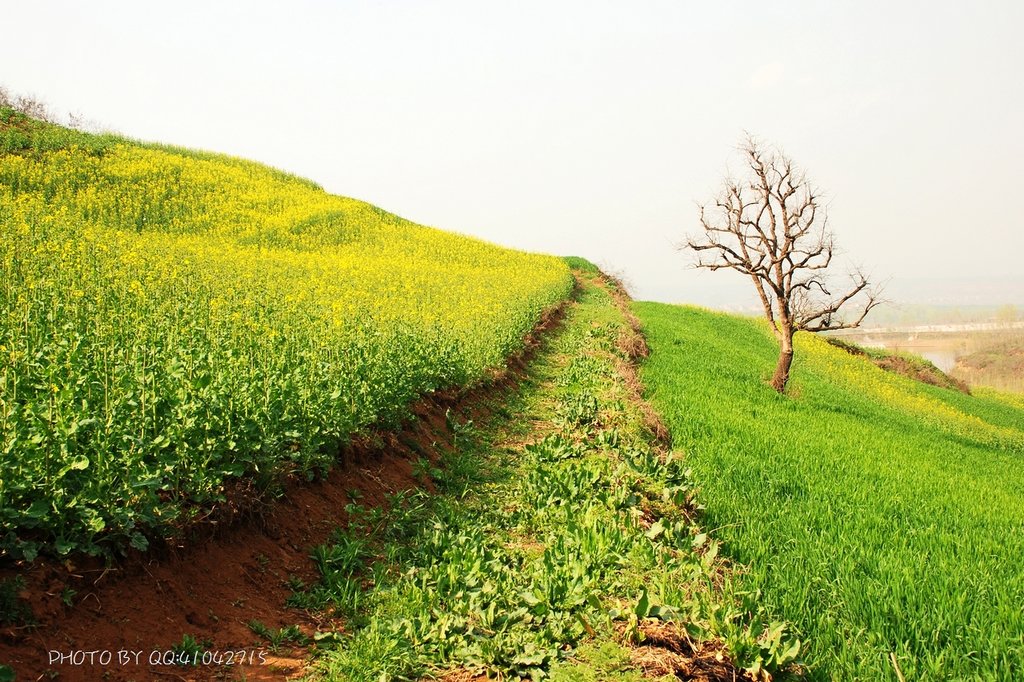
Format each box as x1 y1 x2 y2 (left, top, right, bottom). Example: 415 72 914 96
953 338 1024 394
0 109 573 560
6 105 1022 682
0 265 801 682
636 302 1024 680
0 111 802 679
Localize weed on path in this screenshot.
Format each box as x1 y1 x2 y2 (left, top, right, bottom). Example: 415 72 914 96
301 274 801 681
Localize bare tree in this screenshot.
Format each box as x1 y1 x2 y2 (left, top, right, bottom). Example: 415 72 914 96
685 136 881 393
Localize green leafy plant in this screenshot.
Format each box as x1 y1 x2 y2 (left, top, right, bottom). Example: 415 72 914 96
558 390 600 428
170 634 206 664
248 620 310 652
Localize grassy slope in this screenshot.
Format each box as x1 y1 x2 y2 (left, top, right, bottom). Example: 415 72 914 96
0 109 572 559
634 302 1024 681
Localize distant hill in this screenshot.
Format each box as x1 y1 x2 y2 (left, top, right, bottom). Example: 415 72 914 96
859 301 1021 328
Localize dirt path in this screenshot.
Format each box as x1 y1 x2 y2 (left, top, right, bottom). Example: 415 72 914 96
298 273 765 681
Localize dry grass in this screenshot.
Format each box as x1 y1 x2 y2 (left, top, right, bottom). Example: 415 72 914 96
628 621 752 681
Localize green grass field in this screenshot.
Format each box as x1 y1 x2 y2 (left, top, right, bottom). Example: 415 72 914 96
635 302 1024 681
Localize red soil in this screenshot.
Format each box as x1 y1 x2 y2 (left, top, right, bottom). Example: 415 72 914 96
3 412 438 682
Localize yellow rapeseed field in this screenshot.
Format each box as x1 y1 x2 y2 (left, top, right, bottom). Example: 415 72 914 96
797 333 1024 450
0 111 573 558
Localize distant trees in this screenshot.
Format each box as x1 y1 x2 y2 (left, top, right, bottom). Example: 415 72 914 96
996 304 1018 326
1 85 97 131
684 136 881 393
0 86 53 122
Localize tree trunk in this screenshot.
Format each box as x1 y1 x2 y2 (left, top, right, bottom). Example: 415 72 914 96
770 331 794 393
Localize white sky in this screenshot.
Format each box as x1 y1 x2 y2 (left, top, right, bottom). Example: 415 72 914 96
3 0 1022 307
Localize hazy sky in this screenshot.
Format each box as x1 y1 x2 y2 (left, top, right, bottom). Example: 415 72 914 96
3 1 1022 307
